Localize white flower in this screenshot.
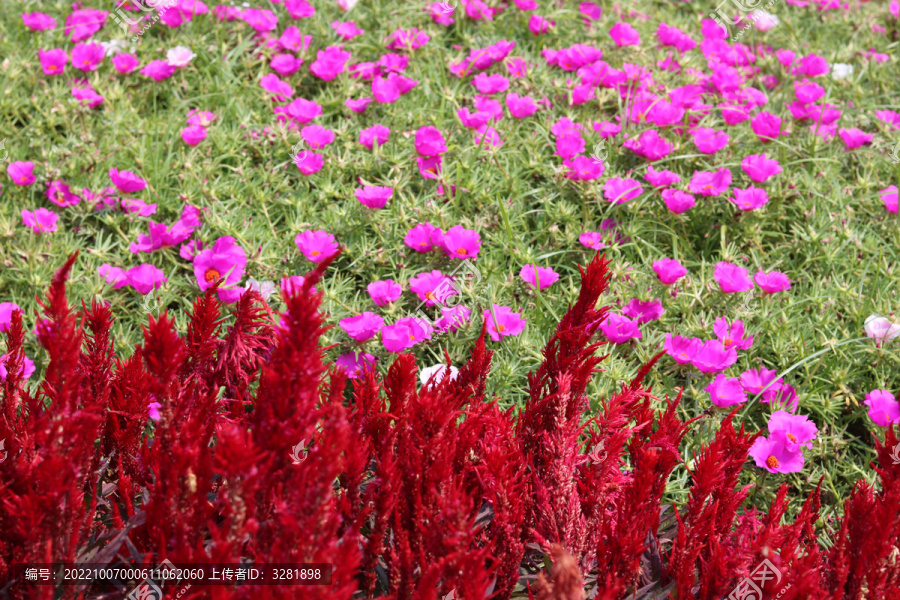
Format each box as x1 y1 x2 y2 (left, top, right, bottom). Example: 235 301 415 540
100 40 128 56
166 46 196 68
864 314 900 340
245 278 276 300
419 364 459 388
832 63 854 80
751 9 779 31
337 0 359 10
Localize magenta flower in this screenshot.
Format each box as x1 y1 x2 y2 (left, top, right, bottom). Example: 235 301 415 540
741 153 782 183
271 54 304 77
372 76 400 104
0 353 36 382
440 225 481 259
662 189 696 214
706 374 748 408
653 258 687 285
580 2 603 20
599 314 642 344
336 352 376 379
751 111 783 141
109 168 147 193
23 12 57 31
99 264 128 289
309 45 352 81
301 125 335 149
864 390 900 427
294 151 325 175
140 60 177 81
126 264 167 295
340 312 384 342
436 306 471 332
185 110 216 127
555 131 585 160
604 177 643 204
506 93 538 119
71 84 104 109
688 168 732 196
179 239 204 261
381 317 433 353
623 298 664 323
796 53 829 77
838 127 873 150
714 317 753 350
260 73 293 101
384 27 430 51
112 53 140 74
409 270 457 306
528 14 554 35
415 126 447 156
755 270 791 293
71 42 104 71
692 127 729 154
609 22 640 46
663 334 701 364
458 108 492 129
879 185 898 214
346 98 372 113
295 230 339 262
46 180 81 207
579 232 605 250
520 265 559 290
281 98 322 124
65 8 108 42
38 48 67 75
484 304 526 341
7 161 36 186
768 410 818 451
240 7 278 32
368 279 402 306
730 186 769 211
645 165 681 188
472 73 510 94
355 185 393 209
332 20 364 40
181 125 207 146
0 303 23 332
404 222 443 252
691 340 738 373
623 130 673 161
657 22 696 52
714 262 753 293
130 207 201 253
739 367 783 401
21 208 58 233
749 432 805 473
360 124 391 149
564 156 605 181
193 236 248 303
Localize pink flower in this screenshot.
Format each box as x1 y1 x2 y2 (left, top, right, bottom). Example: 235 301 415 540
555 131 585 159
838 127 873 150
436 306 471 332
528 14 554 35
130 206 201 253
384 27 430 51
193 236 247 302
381 318 430 353
112 53 140 74
22 12 57 31
688 168 732 197
440 225 481 259
294 151 325 174
564 156 605 181
664 334 701 363
794 79 825 104
609 22 640 46
295 230 339 262
271 54 304 77
415 126 447 156
38 48 67 75
692 127 729 154
730 186 769 211
603 177 643 204
46 180 81 207
864 390 900 427
140 60 177 81
0 353 36 382
768 410 818 451
336 352 376 379
372 76 400 104
623 130 673 161
795 53 828 77
623 298 664 323
472 73 510 94
751 111 783 141
332 20 364 40
706 374 748 408
301 125 335 149
739 367 783 400
126 264 167 295
7 161 36 186
657 22 696 52
166 46 196 67
599 314 642 344
340 312 384 341
409 270 457 306
309 45 352 81
741 153 782 183
179 239 204 261
484 305 526 341
506 93 538 118
360 124 391 149
260 73 293 101
754 270 791 293
458 108 492 129
506 58 529 78
71 83 104 108
109 168 147 193
65 8 108 42
714 317 753 350
520 265 559 290
749 432 805 473
99 264 128 288
580 2 602 20
865 315 900 342
644 165 681 188
662 189 695 214
579 232 605 249
880 185 899 214
21 208 58 233
404 223 443 252
355 185 393 209
691 340 738 373
181 125 207 146
240 8 278 32
345 98 372 113
714 262 753 293
281 98 322 124
368 279 402 306
0 303 23 332
653 258 687 285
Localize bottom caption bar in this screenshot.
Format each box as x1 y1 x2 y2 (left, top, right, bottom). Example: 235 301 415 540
14 563 332 588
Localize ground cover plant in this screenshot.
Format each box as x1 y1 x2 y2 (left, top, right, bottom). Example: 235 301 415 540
0 0 899 597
